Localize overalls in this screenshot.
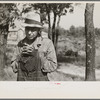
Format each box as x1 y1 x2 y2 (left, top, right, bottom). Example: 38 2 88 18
17 40 49 81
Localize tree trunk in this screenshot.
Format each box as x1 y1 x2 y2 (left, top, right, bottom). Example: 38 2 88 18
85 3 95 81
0 25 8 80
0 33 6 79
47 12 52 39
52 12 57 49
56 15 61 55
45 4 52 39
40 10 44 24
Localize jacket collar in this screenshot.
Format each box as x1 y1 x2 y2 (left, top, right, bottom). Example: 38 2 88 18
33 36 42 50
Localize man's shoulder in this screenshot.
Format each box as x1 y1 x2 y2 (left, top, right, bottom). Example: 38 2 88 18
41 31 48 39
42 37 52 44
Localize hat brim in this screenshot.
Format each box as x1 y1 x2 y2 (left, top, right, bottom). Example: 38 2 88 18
21 22 43 28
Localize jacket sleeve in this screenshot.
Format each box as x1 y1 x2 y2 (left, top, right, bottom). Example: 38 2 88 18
11 46 21 63
11 40 24 63
40 40 57 73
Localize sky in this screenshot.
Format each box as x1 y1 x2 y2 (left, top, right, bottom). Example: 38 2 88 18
59 3 100 30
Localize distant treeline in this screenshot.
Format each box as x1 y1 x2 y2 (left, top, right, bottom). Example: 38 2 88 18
43 25 100 38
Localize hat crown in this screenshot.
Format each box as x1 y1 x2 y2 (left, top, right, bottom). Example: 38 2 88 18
25 12 40 22
21 12 43 28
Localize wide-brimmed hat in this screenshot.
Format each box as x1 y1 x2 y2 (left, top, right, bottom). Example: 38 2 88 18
21 12 43 28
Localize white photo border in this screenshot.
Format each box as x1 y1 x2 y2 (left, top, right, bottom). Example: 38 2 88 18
0 1 100 99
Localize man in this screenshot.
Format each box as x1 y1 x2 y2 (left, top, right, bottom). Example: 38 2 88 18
11 12 57 81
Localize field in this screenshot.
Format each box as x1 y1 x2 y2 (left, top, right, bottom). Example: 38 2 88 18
55 36 100 81
4 35 100 81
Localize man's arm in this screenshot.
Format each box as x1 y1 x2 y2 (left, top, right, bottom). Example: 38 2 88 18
40 40 57 73
11 45 21 73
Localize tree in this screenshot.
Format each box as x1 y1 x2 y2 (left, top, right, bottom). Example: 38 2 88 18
85 3 96 81
0 3 18 79
69 25 76 36
50 3 73 53
30 3 73 52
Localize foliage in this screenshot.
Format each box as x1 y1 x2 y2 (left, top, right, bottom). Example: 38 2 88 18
68 25 85 37
0 3 19 29
29 3 73 22
55 25 85 38
56 25 100 38
95 28 100 38
56 27 68 36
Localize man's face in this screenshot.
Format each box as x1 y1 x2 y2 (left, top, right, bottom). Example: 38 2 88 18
25 27 39 40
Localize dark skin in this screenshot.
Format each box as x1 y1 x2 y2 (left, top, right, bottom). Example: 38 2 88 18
22 27 41 54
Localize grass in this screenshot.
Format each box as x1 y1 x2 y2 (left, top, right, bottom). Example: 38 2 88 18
57 54 86 67
48 70 85 81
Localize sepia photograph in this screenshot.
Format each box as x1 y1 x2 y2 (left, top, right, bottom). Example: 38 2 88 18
0 2 100 81
0 1 100 98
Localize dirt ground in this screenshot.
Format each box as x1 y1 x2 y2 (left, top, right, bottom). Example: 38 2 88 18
3 62 100 81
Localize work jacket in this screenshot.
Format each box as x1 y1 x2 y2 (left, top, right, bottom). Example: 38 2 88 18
11 35 57 81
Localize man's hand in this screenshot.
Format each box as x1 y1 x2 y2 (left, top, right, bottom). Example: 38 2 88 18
21 44 35 54
11 61 18 73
